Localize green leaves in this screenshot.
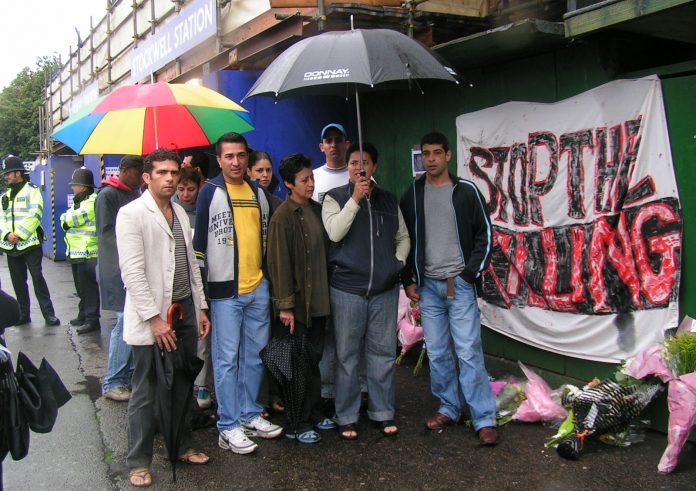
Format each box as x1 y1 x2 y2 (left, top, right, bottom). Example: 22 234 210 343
0 56 60 160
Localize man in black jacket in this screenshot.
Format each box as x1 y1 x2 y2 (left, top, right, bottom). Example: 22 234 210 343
400 132 498 446
95 156 143 401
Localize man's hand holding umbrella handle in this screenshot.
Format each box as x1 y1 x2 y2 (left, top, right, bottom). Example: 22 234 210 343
405 283 420 302
199 310 211 340
150 315 177 352
279 309 295 334
352 175 370 203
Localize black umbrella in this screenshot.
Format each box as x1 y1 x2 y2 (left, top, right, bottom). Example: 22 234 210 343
244 27 459 162
154 303 204 482
261 330 312 435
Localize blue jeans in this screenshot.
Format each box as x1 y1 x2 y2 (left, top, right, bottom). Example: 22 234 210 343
211 279 270 431
331 286 398 426
419 276 496 431
102 312 134 393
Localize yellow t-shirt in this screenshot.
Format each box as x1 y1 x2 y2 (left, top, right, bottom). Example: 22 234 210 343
226 181 263 294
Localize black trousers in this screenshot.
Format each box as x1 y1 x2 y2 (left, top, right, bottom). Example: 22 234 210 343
6 246 55 320
127 297 198 469
70 259 100 325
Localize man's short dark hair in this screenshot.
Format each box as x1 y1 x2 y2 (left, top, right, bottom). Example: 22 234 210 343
143 148 181 174
279 154 312 192
346 142 379 165
216 132 249 156
185 151 209 178
119 155 144 171
420 132 450 153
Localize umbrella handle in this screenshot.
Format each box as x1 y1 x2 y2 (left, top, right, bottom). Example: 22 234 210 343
167 303 184 329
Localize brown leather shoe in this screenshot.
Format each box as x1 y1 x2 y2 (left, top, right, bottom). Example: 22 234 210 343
478 426 498 446
425 412 454 430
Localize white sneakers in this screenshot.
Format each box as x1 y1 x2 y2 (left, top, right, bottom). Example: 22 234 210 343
218 416 283 455
242 416 283 439
218 428 258 455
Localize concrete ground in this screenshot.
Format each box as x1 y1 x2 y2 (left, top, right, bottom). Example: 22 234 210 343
1 257 695 490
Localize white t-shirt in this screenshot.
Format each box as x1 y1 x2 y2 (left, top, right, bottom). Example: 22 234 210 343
312 164 349 204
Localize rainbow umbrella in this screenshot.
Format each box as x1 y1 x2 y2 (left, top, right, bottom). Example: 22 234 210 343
52 82 254 155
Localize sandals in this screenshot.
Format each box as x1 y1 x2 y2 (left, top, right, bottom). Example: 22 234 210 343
339 423 358 440
285 429 322 444
178 449 210 465
377 420 399 437
315 417 337 431
129 468 153 488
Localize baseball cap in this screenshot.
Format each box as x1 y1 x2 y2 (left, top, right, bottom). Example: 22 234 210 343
320 123 347 141
118 155 144 171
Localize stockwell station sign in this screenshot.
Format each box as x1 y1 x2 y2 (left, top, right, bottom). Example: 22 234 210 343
130 0 217 82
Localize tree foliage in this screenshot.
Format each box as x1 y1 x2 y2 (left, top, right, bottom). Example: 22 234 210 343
0 56 60 161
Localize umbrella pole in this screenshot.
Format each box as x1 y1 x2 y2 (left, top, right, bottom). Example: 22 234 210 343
354 85 364 172
154 106 159 149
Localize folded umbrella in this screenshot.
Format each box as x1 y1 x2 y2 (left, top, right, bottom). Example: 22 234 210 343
261 330 312 435
154 303 204 482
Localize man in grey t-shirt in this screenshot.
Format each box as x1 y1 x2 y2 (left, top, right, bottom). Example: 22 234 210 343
400 131 497 446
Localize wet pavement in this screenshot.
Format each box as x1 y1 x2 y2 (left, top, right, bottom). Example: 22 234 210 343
1 257 695 490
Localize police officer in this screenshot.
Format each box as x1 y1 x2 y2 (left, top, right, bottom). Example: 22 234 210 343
0 156 60 326
61 167 100 334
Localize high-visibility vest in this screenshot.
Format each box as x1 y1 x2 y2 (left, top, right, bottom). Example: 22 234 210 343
60 192 98 260
0 181 44 251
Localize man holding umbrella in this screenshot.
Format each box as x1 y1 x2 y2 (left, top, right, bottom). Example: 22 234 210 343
0 156 60 326
117 148 210 487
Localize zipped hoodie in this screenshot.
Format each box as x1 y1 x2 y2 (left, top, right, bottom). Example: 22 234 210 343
399 173 493 294
193 173 271 300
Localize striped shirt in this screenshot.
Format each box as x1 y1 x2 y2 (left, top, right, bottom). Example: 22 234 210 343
171 211 192 302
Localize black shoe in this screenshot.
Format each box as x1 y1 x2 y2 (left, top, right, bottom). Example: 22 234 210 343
45 316 61 326
70 317 85 326
16 317 31 326
76 323 100 335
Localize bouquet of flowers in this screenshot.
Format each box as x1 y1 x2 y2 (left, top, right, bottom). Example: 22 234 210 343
395 289 427 376
622 327 696 473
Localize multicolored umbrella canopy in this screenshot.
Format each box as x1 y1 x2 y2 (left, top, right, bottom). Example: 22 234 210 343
52 82 254 155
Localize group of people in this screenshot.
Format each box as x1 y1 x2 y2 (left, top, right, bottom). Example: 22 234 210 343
0 123 499 488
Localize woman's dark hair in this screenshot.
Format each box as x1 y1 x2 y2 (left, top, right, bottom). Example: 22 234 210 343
279 153 312 193
178 167 202 187
143 148 181 174
251 150 280 192
345 142 379 164
249 150 273 169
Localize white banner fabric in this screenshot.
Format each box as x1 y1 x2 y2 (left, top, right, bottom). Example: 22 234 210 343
457 75 681 362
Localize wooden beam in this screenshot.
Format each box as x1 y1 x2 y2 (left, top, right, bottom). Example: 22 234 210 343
564 0 693 38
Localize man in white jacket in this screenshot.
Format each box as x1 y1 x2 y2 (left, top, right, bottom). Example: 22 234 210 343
116 148 211 487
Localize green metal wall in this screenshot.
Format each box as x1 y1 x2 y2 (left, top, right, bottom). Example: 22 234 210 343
362 42 694 381
663 75 696 320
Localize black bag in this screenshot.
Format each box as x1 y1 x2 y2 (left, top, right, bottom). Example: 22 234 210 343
0 359 30 462
15 352 71 434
